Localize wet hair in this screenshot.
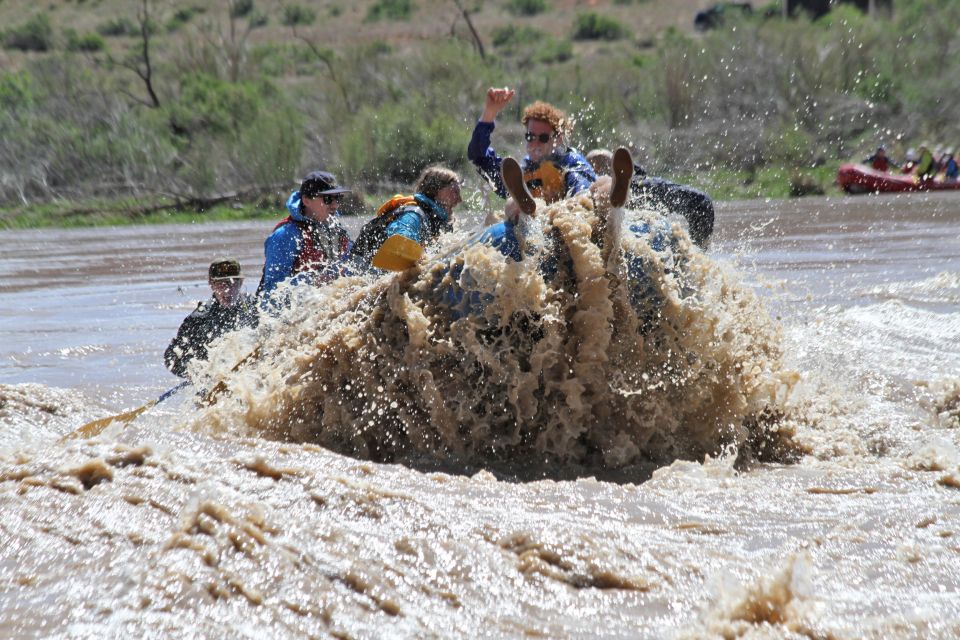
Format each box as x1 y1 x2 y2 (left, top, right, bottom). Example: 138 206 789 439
414 166 460 201
521 101 571 137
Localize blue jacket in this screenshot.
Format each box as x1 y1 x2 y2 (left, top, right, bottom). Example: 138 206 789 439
467 121 596 202
258 191 352 299
384 193 451 247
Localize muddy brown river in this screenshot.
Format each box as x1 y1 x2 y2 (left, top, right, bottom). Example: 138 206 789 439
1 191 959 638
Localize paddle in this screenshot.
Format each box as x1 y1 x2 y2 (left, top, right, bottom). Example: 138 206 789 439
371 234 425 271
66 380 190 440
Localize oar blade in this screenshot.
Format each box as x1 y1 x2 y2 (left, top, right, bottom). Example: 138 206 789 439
67 401 157 440
371 234 425 271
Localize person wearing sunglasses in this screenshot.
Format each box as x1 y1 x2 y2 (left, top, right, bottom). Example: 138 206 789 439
257 170 354 302
467 87 597 210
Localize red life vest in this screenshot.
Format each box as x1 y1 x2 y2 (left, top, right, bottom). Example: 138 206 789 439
272 216 349 275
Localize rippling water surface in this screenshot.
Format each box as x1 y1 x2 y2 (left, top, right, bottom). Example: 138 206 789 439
1 192 958 638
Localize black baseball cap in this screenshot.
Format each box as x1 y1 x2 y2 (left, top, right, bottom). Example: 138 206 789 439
209 258 243 280
300 170 351 199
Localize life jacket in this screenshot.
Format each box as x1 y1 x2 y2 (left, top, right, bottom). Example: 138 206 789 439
915 150 935 179
273 215 349 275
351 195 421 266
870 155 890 172
522 160 565 203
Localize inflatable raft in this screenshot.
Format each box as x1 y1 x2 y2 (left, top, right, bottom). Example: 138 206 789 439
837 163 960 194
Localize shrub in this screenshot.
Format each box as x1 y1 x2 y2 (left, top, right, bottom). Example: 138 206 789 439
250 42 318 77
571 12 625 41
505 0 547 17
166 73 263 139
491 24 570 64
249 12 270 28
230 0 255 19
365 0 415 22
96 17 138 37
167 7 205 32
491 25 542 48
339 101 469 191
282 4 316 27
0 71 34 111
65 31 107 53
534 38 572 64
3 14 55 52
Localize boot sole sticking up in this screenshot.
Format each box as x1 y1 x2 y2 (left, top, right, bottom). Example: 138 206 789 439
501 157 537 216
611 147 634 209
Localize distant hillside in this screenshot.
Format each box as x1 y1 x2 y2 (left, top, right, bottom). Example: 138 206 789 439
1 0 958 223
0 0 711 60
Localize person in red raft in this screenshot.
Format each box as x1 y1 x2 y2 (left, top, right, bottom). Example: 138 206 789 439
863 146 898 173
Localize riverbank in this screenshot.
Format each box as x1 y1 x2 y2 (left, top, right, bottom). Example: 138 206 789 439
0 162 845 230
3 1 955 227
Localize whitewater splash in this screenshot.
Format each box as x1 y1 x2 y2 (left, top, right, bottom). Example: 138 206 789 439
191 195 802 473
4 195 960 638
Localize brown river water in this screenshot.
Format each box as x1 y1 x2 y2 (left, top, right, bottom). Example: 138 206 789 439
1 191 959 638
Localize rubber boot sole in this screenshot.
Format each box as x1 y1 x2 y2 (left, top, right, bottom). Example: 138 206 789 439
502 157 537 216
611 147 634 209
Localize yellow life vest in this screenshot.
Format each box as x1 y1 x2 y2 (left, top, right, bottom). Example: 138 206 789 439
376 194 418 217
366 194 425 271
522 160 565 203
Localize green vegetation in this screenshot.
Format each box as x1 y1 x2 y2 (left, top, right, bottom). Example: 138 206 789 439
65 30 106 53
492 25 571 65
166 6 206 32
365 0 415 22
571 12 626 41
504 0 547 17
282 4 316 26
0 0 958 228
230 0 255 19
97 17 138 37
3 14 55 52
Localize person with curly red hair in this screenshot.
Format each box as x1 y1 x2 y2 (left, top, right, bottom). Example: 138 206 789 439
467 87 597 209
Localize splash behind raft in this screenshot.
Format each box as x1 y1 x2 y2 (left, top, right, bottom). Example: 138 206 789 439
837 163 960 194
200 193 799 472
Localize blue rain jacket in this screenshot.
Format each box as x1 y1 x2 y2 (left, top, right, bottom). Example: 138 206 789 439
258 191 352 300
467 121 596 201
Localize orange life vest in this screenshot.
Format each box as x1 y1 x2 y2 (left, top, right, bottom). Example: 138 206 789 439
522 160 565 203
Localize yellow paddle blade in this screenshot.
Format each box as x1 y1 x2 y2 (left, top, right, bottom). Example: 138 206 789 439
65 400 157 440
371 234 424 271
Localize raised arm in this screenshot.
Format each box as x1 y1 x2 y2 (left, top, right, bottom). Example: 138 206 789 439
468 87 517 199
480 87 515 123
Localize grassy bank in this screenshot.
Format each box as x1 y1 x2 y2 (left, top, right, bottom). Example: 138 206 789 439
0 162 848 230
0 0 957 228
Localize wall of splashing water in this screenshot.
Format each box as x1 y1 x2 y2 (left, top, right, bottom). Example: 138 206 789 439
190 195 801 474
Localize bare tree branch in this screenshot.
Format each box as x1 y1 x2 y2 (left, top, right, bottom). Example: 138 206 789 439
136 0 161 107
451 0 485 60
291 24 353 111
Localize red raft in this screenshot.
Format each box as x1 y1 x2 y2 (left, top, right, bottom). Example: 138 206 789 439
837 163 960 194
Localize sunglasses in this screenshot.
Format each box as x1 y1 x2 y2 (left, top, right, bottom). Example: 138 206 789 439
525 132 553 143
321 194 343 205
